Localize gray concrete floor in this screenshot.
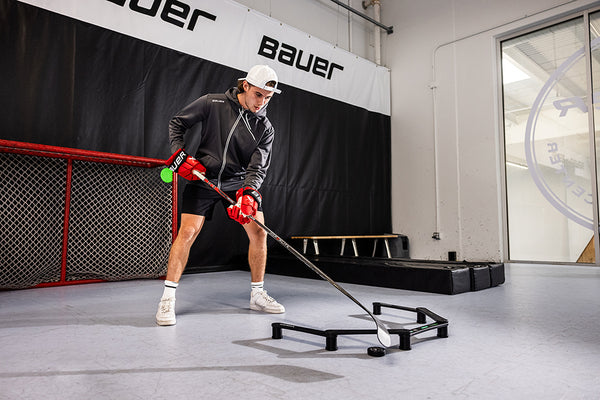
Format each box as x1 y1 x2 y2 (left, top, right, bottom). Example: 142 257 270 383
1 263 599 399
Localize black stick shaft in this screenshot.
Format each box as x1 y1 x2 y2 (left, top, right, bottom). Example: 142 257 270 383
192 171 391 347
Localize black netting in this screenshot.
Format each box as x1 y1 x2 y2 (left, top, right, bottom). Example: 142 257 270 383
0 153 66 288
0 152 172 289
66 161 171 281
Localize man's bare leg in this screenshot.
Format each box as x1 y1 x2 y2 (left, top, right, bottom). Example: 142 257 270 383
156 213 205 325
166 213 205 283
245 212 285 313
243 211 267 283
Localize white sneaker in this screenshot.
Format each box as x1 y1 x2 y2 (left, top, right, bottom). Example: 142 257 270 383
250 290 285 313
156 297 176 326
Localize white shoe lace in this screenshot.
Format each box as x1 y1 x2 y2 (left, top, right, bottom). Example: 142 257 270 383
159 299 174 313
255 290 277 303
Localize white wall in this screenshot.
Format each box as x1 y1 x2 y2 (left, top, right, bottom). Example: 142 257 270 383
381 0 600 262
234 0 377 61
235 0 600 262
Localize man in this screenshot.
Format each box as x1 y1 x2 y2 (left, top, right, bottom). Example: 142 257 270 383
156 65 284 326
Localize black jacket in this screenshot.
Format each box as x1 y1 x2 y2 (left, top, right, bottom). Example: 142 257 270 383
168 87 275 191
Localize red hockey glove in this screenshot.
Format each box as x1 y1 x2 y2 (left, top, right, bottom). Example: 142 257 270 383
227 187 262 225
166 148 206 181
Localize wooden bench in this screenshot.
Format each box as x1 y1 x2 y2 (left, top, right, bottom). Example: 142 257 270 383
291 234 399 258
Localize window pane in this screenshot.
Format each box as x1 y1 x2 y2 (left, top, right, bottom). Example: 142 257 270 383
590 11 600 263
502 17 594 262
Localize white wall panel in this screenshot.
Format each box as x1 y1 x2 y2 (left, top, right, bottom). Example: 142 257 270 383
384 0 600 261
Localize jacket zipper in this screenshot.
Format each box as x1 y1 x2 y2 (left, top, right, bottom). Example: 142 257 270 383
217 110 243 188
241 113 255 141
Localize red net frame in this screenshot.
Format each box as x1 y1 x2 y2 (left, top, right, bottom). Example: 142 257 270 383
0 139 177 289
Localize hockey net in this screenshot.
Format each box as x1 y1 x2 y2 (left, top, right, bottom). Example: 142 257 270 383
0 140 176 289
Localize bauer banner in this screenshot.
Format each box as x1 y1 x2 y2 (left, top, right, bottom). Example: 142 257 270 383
16 0 391 115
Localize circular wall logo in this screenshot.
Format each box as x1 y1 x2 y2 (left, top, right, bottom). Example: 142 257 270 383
524 37 600 230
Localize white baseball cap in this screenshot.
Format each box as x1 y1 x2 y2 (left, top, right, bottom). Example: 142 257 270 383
239 65 281 94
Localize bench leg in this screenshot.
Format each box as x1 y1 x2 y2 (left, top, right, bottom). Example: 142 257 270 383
372 239 379 257
312 239 320 255
340 238 346 256
302 239 308 254
384 239 391 258
352 238 358 256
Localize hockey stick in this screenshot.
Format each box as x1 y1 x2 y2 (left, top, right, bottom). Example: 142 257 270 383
191 170 392 347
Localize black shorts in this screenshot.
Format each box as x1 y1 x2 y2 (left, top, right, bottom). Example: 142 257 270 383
181 182 262 220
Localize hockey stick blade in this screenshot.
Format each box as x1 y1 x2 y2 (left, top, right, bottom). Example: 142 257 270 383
191 171 392 347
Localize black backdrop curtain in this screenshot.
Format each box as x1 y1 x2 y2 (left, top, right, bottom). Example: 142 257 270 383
0 0 391 270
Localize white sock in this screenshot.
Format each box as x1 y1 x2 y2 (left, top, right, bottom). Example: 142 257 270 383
251 281 264 293
162 280 178 299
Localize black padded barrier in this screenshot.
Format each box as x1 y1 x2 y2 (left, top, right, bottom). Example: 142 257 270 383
267 253 504 295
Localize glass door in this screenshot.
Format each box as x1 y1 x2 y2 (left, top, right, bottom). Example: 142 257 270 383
502 14 600 263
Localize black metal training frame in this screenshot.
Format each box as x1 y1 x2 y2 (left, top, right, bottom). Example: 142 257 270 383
272 302 449 351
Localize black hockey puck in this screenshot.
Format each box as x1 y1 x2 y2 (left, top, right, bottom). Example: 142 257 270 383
367 346 386 357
